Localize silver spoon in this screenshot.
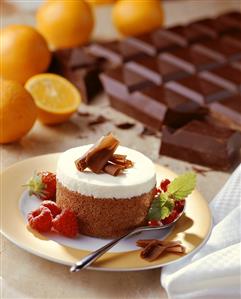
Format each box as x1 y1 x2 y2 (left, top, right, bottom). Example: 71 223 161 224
70 209 184 272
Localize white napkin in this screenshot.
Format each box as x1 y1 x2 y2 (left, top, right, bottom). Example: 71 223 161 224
161 164 241 299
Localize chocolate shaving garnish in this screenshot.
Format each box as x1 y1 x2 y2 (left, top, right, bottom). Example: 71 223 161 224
192 166 210 176
75 132 134 176
77 111 91 117
115 122 135 130
75 133 119 173
137 239 185 262
103 162 125 176
136 239 181 248
88 115 109 126
140 241 166 262
139 126 159 138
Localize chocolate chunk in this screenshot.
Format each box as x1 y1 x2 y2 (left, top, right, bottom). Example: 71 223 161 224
193 39 241 63
125 55 189 85
199 65 241 93
115 122 136 130
208 95 241 131
231 58 241 71
160 120 241 170
165 75 232 105
217 11 241 31
160 47 222 74
50 47 103 103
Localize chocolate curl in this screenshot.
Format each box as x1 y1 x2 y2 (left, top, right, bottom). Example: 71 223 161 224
136 239 181 248
138 239 185 262
140 241 166 262
110 154 134 169
103 162 125 176
75 133 119 173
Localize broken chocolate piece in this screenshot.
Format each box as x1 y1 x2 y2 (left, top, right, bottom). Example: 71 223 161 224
75 133 120 173
140 240 166 262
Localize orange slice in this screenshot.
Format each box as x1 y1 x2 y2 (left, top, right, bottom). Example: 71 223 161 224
25 74 81 125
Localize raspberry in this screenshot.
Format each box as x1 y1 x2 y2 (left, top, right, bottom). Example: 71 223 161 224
175 200 185 213
27 206 53 232
52 209 78 238
40 200 61 218
161 209 178 225
148 220 162 226
160 179 171 192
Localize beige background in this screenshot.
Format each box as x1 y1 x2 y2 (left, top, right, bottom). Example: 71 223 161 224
1 0 241 298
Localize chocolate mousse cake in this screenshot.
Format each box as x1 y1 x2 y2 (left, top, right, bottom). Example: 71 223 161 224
56 134 156 238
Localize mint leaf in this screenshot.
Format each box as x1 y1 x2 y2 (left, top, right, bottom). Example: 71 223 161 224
147 197 161 220
167 172 196 200
160 192 168 207
160 199 174 219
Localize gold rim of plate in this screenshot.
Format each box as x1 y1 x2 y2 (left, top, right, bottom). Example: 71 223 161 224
1 153 212 271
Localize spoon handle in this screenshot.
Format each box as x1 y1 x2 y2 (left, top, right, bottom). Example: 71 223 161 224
70 231 132 272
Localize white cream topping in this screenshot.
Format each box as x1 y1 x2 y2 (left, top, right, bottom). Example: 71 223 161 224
56 145 156 199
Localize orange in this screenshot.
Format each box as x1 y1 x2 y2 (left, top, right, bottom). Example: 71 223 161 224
0 79 37 144
0 25 51 84
112 0 164 36
86 0 116 5
25 74 81 125
36 0 94 49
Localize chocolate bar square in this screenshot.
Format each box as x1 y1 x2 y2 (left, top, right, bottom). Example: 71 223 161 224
160 120 241 170
200 65 241 93
125 55 189 85
160 47 222 74
123 30 181 56
87 40 143 65
208 95 241 131
193 39 241 63
165 75 232 105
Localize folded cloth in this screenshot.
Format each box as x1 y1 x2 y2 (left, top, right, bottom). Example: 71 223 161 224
161 164 241 299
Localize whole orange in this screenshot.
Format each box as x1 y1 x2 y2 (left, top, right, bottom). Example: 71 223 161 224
112 0 164 36
0 25 51 84
0 79 37 144
86 0 116 5
36 0 94 49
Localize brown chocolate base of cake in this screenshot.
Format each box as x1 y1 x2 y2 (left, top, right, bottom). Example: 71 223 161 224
56 181 155 238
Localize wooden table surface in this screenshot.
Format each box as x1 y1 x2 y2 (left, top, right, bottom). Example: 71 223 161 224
1 1 240 298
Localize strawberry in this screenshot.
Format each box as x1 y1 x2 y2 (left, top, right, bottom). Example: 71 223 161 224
40 200 61 218
52 209 78 238
27 206 53 232
26 171 56 201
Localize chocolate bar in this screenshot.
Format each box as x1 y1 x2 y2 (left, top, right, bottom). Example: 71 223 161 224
49 10 241 170
160 120 241 170
101 69 206 129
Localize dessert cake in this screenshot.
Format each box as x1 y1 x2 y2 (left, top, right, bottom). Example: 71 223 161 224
56 138 156 238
